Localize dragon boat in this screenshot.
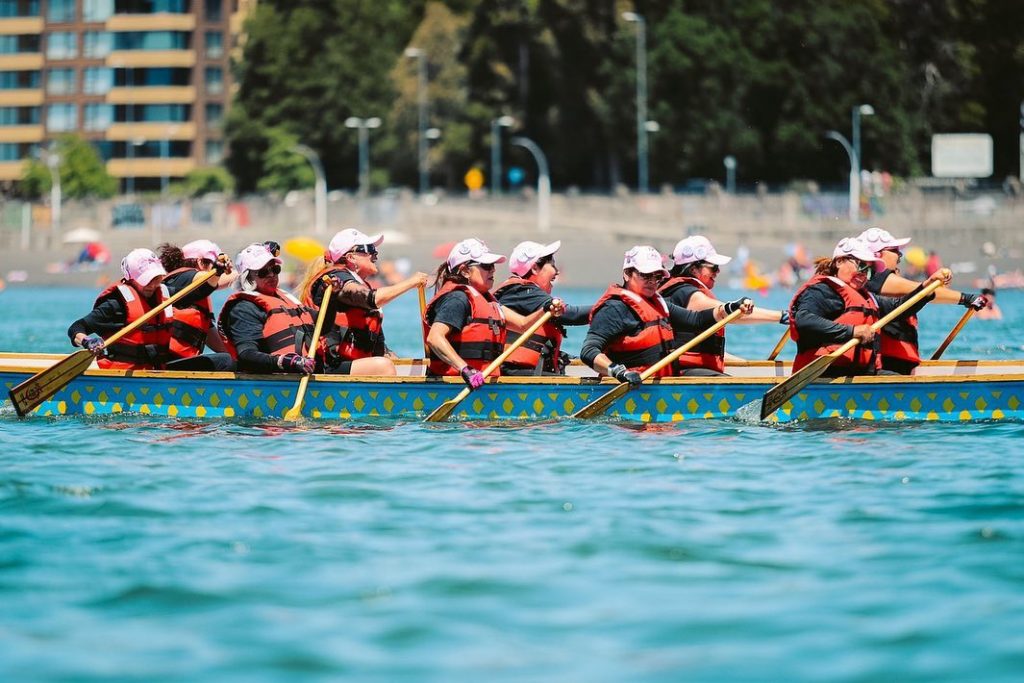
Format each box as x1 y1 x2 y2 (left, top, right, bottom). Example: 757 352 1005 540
3 353 1023 423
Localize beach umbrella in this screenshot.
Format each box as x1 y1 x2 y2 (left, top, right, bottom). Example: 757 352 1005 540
432 241 457 259
62 227 101 244
905 246 927 269
283 236 325 262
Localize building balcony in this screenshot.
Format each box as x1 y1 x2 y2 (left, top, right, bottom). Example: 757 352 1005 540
105 122 195 141
0 160 23 181
106 85 195 104
0 124 43 143
0 17 44 35
1 88 43 106
0 53 43 70
106 50 195 68
106 14 195 32
107 156 195 178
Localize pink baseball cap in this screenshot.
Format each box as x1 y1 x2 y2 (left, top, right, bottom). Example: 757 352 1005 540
120 248 166 286
856 227 911 253
623 245 668 274
235 243 282 273
182 239 222 262
447 238 506 269
326 228 383 262
509 240 560 276
671 235 732 266
833 237 885 266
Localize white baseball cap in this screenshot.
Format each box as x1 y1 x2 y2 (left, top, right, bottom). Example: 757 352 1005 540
326 228 383 262
509 240 560 276
120 248 166 286
235 243 282 273
623 245 667 275
833 237 885 266
671 235 732 266
856 227 911 253
447 238 506 269
182 239 221 262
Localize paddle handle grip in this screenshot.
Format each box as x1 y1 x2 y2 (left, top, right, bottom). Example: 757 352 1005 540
103 270 217 348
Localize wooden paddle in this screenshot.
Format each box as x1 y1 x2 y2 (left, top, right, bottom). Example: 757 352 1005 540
572 307 745 419
8 270 216 417
418 284 429 359
282 278 333 422
760 278 943 420
929 308 975 360
424 311 553 423
767 329 790 360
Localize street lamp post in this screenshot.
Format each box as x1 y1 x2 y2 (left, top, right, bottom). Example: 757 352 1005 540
125 137 144 195
851 104 874 221
723 155 737 195
404 47 428 196
825 130 858 223
490 116 515 196
623 11 649 194
510 136 550 234
293 143 327 235
345 116 382 198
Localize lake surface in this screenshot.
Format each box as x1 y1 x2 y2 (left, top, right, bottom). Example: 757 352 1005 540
2 285 1023 682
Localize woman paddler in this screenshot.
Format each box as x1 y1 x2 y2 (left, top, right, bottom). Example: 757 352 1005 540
68 248 175 369
424 238 565 390
660 235 787 376
155 239 236 371
493 240 592 375
217 243 324 375
856 227 985 374
789 236 950 377
580 245 753 386
296 228 428 376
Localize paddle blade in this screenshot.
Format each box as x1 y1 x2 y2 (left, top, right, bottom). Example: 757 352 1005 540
424 388 470 423
572 382 630 419
8 350 94 417
282 376 310 422
759 353 835 420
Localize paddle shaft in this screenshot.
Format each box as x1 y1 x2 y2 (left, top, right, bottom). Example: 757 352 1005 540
767 328 790 360
573 307 745 419
418 284 429 359
760 278 943 420
424 310 554 423
283 278 333 421
929 308 975 360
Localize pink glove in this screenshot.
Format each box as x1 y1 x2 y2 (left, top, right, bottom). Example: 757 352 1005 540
82 333 105 355
278 352 315 375
460 366 485 390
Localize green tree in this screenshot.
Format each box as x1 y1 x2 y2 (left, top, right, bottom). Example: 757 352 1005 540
257 127 315 193
19 134 117 199
181 166 235 197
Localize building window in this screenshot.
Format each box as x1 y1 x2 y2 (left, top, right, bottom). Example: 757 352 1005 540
0 143 23 161
84 104 114 131
0 1 41 18
204 67 223 95
0 106 41 125
47 103 77 131
205 0 222 22
115 103 189 123
205 139 223 164
46 68 76 95
205 31 223 59
84 67 113 94
0 70 40 89
205 103 223 127
83 0 113 21
83 31 112 57
0 34 41 54
47 0 74 21
113 31 190 51
115 67 190 87
114 0 188 12
46 32 77 60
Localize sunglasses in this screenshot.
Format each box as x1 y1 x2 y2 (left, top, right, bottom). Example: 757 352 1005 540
634 270 663 282
883 248 903 263
853 260 873 274
467 261 496 272
352 244 379 257
256 263 282 277
698 262 721 274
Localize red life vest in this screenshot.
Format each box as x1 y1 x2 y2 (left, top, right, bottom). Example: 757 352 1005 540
590 284 675 376
424 281 506 376
879 315 920 366
658 276 725 373
789 274 880 373
302 265 384 361
493 276 564 372
218 289 316 360
94 282 173 370
165 267 214 360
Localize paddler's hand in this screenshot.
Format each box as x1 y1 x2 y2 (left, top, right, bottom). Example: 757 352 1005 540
959 291 988 310
544 297 566 317
779 310 790 325
213 253 233 275
851 325 875 344
278 352 315 375
77 333 105 357
460 366 485 390
609 363 642 388
725 297 754 316
409 272 430 288
926 268 952 286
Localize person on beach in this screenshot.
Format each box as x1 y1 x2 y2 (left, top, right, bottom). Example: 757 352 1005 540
580 245 753 386
424 238 565 389
975 288 1002 321
156 240 236 370
856 227 986 374
217 243 322 375
67 248 197 370
660 235 787 375
296 228 429 376
789 237 950 377
494 240 592 375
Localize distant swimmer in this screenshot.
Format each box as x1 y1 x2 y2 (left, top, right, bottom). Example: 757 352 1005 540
976 288 1002 320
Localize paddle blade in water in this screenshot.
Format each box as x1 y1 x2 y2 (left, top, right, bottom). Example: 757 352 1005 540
8 349 94 417
759 352 837 420
424 388 470 423
572 382 630 419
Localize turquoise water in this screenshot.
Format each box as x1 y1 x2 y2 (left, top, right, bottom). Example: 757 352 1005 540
2 286 1023 681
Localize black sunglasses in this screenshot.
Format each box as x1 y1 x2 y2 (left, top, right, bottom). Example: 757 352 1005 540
883 248 903 264
698 261 721 274
634 270 663 282
256 263 281 277
853 260 873 274
351 244 379 257
467 261 496 272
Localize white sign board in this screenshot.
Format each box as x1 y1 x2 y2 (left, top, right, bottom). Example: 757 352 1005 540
931 134 993 178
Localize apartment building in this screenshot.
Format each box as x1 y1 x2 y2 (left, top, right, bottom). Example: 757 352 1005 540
0 0 253 192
